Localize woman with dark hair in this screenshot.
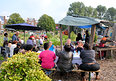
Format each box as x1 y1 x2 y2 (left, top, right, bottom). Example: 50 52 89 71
39 43 56 75
76 33 83 42
14 43 21 55
4 33 8 42
27 37 33 46
79 43 100 81
56 45 73 73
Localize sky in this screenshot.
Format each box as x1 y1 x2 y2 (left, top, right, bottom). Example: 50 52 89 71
0 0 116 23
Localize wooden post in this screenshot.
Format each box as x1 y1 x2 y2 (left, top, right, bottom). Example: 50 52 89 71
24 30 25 44
59 25 63 51
89 25 96 49
111 23 116 45
68 26 70 38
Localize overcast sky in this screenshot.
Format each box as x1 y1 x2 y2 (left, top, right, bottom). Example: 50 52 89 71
0 0 116 23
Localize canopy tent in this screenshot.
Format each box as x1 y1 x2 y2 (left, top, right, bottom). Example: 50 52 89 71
58 16 99 26
5 23 43 43
58 15 100 50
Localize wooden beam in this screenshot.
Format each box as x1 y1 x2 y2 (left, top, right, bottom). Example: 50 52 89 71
68 26 70 38
59 25 63 51
89 25 96 49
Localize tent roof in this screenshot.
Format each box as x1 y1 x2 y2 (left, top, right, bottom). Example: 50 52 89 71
58 16 100 27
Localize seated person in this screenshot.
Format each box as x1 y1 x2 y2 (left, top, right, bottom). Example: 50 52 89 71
10 41 17 57
37 46 42 54
101 35 114 44
14 43 21 55
75 40 84 52
39 43 56 75
79 43 100 81
56 45 73 73
49 41 56 53
24 44 33 52
65 39 74 52
99 36 116 59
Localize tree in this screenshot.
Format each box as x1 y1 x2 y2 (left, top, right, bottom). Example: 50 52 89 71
92 9 98 18
96 5 107 19
84 6 94 17
67 2 85 16
7 13 25 24
105 7 116 21
37 14 56 32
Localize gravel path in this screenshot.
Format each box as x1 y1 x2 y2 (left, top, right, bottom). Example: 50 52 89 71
0 58 116 81
50 59 116 81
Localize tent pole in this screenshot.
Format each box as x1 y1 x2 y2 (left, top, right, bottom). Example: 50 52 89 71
60 24 63 51
89 25 96 49
24 30 25 44
68 26 70 38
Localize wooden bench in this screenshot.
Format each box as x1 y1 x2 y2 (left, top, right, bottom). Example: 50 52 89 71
42 68 100 81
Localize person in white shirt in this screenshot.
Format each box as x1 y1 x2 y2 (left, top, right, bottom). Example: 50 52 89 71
10 41 17 57
40 36 43 45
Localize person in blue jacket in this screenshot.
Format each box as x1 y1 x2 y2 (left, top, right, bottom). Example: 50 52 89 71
49 41 56 53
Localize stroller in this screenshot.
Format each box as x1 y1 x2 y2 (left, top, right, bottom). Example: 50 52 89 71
1 46 10 58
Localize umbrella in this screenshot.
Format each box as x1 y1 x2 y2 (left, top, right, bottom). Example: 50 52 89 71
5 23 42 30
5 23 43 43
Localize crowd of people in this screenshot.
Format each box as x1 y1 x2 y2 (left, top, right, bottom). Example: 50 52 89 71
2 30 116 81
38 39 100 81
2 31 47 57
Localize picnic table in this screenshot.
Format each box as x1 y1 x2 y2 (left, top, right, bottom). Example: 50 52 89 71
95 46 116 60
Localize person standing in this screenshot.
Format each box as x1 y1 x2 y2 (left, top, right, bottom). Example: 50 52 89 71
85 30 90 44
4 33 8 42
76 33 83 42
12 31 19 42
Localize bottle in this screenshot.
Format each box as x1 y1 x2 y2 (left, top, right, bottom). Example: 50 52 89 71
91 72 94 78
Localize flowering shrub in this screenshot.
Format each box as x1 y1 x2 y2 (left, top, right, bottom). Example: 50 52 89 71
0 52 51 81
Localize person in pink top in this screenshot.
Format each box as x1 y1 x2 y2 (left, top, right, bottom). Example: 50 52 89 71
39 43 56 69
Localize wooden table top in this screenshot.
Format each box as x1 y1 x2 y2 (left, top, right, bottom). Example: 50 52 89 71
95 46 116 51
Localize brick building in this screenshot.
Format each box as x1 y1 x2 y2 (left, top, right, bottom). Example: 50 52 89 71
26 18 38 26
0 16 7 30
0 16 38 31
